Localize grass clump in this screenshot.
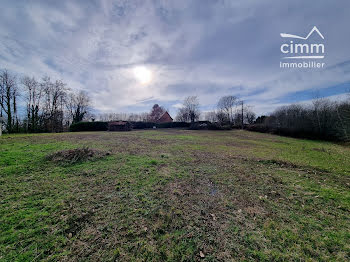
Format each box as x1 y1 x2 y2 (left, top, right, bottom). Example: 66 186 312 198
46 147 110 164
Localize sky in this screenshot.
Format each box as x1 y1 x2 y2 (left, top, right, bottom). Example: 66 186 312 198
1 0 350 118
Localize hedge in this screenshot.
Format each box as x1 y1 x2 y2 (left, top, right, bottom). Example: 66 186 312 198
130 121 190 129
246 124 331 140
156 122 190 128
129 122 156 129
69 121 108 132
70 121 191 131
190 121 232 130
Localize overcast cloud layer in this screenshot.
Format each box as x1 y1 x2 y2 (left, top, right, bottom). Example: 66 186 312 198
1 0 350 116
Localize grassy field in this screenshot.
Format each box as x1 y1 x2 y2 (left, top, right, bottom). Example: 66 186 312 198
0 129 349 261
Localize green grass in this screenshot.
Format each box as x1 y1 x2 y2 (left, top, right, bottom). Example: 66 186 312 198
0 129 349 261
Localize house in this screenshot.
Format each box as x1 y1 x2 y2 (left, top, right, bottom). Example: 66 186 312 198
108 121 132 131
157 111 173 123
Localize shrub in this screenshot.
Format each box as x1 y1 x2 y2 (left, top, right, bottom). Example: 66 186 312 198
190 121 232 130
69 121 108 132
207 123 232 130
189 121 210 130
246 124 272 133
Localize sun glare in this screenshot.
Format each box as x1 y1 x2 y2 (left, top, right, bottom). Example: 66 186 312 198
133 66 152 84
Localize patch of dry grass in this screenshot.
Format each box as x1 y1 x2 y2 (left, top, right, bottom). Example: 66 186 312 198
46 147 110 164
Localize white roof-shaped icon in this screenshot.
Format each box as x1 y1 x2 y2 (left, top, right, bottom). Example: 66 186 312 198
280 26 324 40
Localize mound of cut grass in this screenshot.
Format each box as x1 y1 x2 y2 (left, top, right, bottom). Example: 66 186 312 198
46 147 110 164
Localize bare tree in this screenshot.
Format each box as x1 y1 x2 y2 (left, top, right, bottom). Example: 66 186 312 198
216 111 229 124
244 106 256 124
128 113 139 121
175 107 190 122
176 96 200 123
22 76 42 132
0 70 18 132
204 111 218 122
217 95 238 123
67 91 90 124
149 104 165 122
139 112 150 122
312 98 334 136
334 100 350 141
41 77 68 132
186 96 200 122
260 99 350 141
98 112 131 122
233 112 243 126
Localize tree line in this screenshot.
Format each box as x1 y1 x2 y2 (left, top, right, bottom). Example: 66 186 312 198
98 95 256 126
250 97 350 141
0 69 257 134
173 95 255 126
2 68 349 142
202 95 256 126
97 104 167 123
0 69 91 133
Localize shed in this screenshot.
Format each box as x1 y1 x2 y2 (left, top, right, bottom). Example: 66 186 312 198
108 121 132 131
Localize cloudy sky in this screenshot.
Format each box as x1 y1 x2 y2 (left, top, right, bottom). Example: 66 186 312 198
1 0 350 117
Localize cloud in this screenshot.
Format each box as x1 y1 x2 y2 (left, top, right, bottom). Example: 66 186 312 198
172 103 183 109
0 0 350 116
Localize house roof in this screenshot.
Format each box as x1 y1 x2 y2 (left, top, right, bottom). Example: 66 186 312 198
158 111 173 121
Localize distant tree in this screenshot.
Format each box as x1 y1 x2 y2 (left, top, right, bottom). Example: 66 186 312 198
244 107 256 124
99 112 153 122
233 112 243 126
258 99 350 141
149 104 165 122
139 112 150 122
22 76 42 132
176 107 190 122
128 113 139 122
255 115 267 124
335 101 350 141
216 111 229 124
312 98 334 136
67 91 90 124
217 95 238 123
176 96 200 123
205 111 218 122
0 70 18 132
41 77 68 132
118 113 128 121
185 96 200 122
